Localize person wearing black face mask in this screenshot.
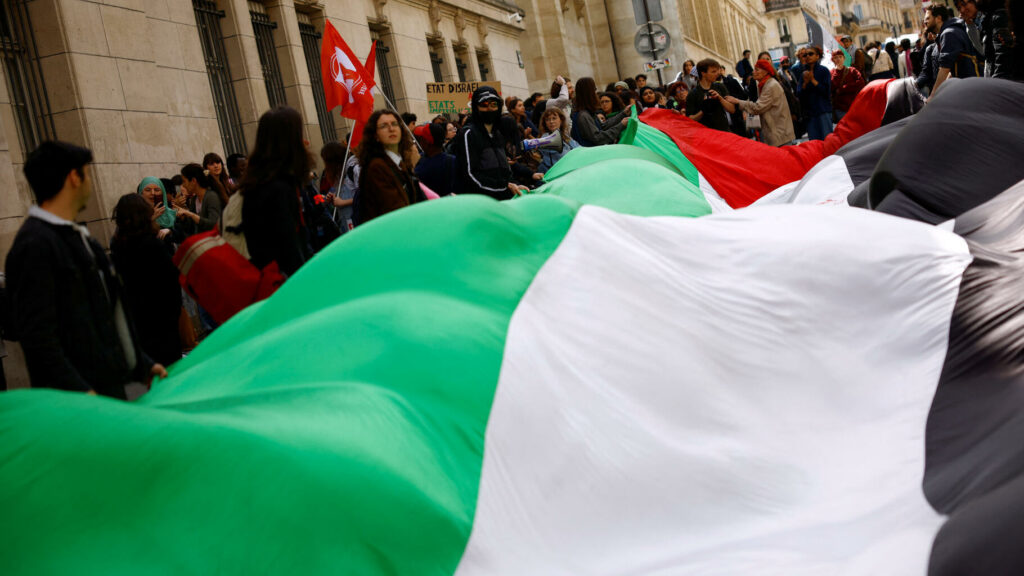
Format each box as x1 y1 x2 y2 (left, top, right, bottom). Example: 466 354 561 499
453 85 520 199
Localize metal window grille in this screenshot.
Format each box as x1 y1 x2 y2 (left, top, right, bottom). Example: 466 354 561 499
297 16 336 144
248 2 286 109
476 52 489 81
193 0 246 155
372 36 396 105
429 47 443 82
454 54 467 82
0 0 55 156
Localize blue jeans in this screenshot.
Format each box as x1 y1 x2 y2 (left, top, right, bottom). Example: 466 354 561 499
806 112 834 141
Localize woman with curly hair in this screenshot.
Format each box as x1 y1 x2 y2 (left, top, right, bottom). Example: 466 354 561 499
354 109 426 225
536 107 579 174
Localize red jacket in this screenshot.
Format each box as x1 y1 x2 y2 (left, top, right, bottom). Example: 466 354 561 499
831 66 866 113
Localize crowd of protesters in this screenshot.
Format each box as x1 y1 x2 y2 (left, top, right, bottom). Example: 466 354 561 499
2 0 1020 397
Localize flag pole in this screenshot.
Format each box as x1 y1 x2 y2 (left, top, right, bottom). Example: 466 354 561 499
378 90 425 156
333 116 355 222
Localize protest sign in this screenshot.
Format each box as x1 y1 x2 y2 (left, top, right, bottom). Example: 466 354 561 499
426 81 502 115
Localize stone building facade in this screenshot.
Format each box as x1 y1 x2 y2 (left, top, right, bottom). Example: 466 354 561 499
520 0 767 93
0 0 529 260
898 0 918 34
761 0 841 59
838 0 903 46
0 0 528 385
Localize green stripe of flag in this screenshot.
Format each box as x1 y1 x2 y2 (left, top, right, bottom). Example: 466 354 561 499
621 115 701 187
0 195 579 575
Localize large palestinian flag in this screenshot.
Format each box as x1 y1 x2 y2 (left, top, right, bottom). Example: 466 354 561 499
3 180 1024 573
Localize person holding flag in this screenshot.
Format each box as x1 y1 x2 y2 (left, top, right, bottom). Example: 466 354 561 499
319 20 380 222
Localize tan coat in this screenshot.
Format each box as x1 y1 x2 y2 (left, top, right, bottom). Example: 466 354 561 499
739 77 795 147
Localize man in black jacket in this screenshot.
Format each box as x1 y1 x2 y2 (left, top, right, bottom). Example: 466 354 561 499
5 141 166 398
453 85 521 199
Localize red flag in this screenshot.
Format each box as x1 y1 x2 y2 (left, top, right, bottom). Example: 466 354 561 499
347 42 378 149
320 21 376 122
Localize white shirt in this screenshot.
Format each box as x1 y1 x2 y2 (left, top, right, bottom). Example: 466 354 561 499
385 149 403 167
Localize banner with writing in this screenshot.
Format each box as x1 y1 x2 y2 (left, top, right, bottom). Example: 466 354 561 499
426 81 502 115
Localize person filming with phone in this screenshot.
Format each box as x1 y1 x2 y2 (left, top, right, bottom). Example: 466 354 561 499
685 58 737 133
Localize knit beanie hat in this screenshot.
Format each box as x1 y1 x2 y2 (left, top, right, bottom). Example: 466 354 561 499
755 59 776 77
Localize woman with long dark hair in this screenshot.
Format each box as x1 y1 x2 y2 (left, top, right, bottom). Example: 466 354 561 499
355 109 426 225
174 163 223 237
236 106 312 277
507 97 538 138
111 193 182 367
572 77 629 146
203 152 233 197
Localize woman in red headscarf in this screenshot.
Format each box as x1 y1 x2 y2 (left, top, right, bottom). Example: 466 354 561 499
726 59 795 147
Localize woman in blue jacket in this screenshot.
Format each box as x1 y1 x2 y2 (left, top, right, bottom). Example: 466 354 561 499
537 108 579 174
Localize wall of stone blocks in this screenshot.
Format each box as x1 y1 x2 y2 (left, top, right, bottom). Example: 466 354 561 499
0 0 533 387
0 0 530 262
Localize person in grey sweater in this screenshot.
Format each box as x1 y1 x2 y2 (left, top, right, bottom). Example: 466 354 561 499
571 77 629 146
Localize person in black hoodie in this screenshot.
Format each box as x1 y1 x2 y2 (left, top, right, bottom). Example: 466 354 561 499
239 106 312 277
5 141 165 398
453 85 521 199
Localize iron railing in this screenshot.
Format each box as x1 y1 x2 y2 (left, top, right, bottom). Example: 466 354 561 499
0 0 55 156
764 0 800 13
297 16 336 144
455 55 467 82
429 48 443 82
193 0 246 155
373 37 396 105
476 51 489 81
248 2 286 110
